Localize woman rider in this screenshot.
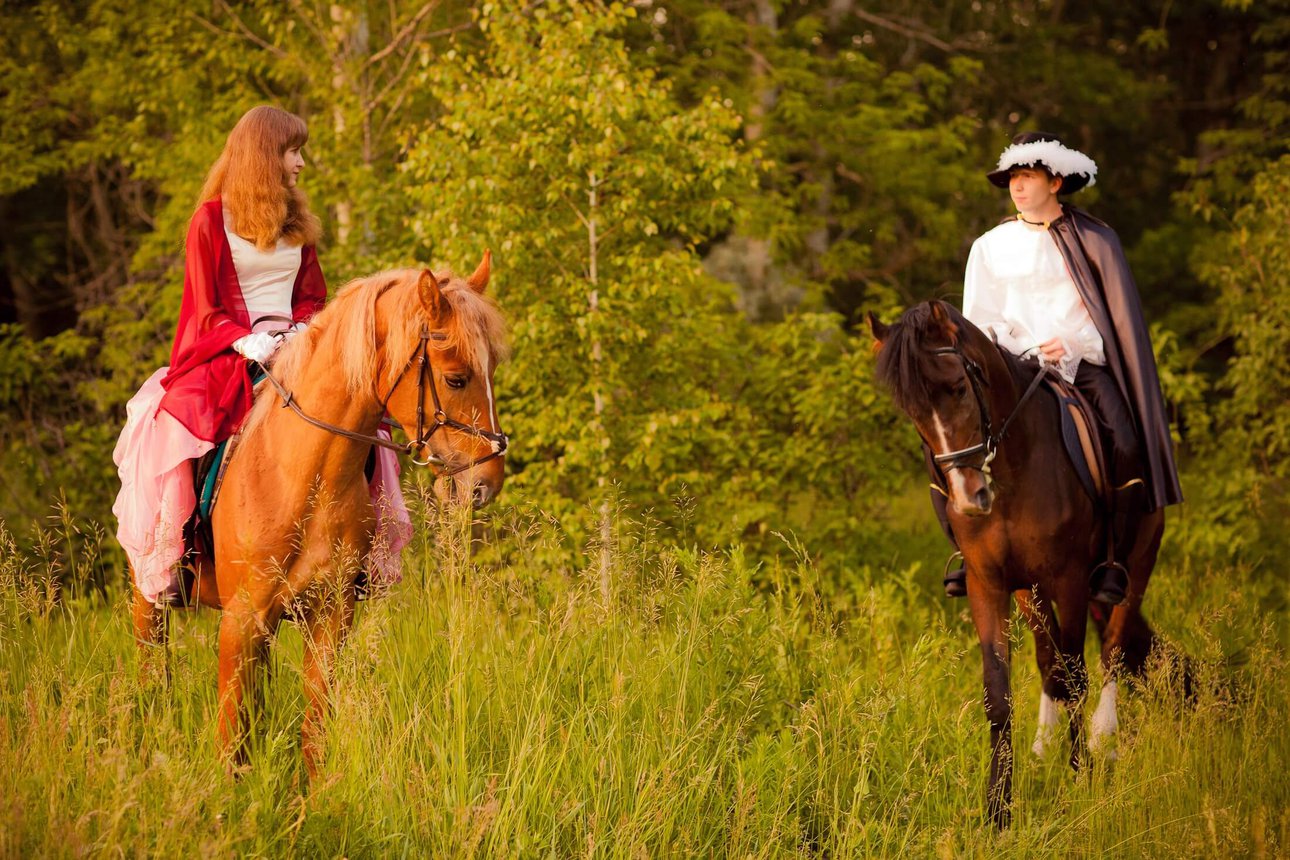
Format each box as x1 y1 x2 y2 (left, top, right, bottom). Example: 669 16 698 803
114 105 409 604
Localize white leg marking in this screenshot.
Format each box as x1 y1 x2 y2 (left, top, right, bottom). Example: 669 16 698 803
1090 680 1119 756
1031 691 1060 756
932 411 970 500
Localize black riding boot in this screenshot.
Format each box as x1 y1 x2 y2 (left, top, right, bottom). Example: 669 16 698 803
929 481 968 598
1090 480 1144 606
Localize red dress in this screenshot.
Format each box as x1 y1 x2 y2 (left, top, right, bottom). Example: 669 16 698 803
159 198 326 443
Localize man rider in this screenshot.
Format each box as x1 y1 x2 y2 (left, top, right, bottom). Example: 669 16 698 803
933 131 1183 605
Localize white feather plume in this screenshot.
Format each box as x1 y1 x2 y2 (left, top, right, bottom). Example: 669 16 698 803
995 140 1098 185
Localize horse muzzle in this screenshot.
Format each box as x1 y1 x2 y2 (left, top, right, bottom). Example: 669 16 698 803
953 485 994 517
433 462 504 510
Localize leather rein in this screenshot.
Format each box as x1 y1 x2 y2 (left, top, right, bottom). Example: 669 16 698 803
258 324 508 478
928 344 1050 482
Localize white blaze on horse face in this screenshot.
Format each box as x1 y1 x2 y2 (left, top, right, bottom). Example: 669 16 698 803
480 350 502 452
1090 680 1119 755
931 410 972 501
1031 691 1060 756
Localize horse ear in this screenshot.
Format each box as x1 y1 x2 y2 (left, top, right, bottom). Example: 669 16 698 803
928 300 960 342
466 249 491 293
418 269 444 318
866 311 889 345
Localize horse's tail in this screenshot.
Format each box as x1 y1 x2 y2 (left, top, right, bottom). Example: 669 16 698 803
1089 602 1195 699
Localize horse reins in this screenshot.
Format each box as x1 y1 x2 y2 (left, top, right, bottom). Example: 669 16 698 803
928 344 1050 482
257 323 508 478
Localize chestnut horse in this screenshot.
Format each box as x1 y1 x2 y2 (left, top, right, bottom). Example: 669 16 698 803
869 300 1164 827
131 255 508 775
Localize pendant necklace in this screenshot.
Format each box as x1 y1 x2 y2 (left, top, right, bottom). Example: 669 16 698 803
1016 213 1052 229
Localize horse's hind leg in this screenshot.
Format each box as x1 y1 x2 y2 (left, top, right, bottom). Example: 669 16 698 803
131 573 170 682
1091 509 1164 755
1054 578 1092 772
301 584 356 780
1017 589 1062 757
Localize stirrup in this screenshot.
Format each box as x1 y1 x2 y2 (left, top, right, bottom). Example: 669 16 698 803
354 570 371 602
943 552 967 598
1090 561 1128 606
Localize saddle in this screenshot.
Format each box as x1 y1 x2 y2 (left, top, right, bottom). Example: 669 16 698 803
1045 375 1108 508
190 434 240 559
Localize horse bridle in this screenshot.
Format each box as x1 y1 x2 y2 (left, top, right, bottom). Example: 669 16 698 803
927 343 1049 481
260 324 508 478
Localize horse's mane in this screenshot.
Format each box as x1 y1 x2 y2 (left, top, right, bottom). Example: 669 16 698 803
242 267 509 438
875 301 1037 412
875 302 957 412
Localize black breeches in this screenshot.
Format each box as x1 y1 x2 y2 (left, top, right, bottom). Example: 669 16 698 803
1073 362 1141 488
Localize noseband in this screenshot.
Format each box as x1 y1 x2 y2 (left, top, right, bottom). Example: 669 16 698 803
261 325 508 478
381 327 509 472
927 344 1049 481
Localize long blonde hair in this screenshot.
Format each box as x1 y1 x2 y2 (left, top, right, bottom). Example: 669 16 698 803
198 106 323 250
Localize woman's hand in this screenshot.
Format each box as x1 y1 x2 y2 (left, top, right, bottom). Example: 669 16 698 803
233 332 280 364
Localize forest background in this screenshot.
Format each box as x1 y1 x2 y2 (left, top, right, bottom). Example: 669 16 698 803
0 0 1288 855
1 0 1287 570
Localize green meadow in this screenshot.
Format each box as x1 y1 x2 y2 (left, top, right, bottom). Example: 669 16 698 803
2 487 1285 858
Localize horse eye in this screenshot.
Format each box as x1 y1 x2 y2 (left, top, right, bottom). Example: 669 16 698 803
446 374 469 390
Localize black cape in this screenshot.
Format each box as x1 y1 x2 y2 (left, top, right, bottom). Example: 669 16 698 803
1049 205 1183 510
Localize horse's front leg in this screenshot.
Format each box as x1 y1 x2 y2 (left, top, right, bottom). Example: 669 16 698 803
301 580 356 780
1016 588 1062 757
969 575 1014 828
217 592 277 771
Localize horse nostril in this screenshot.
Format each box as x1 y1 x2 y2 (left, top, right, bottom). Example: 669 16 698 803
974 487 991 510
471 484 491 507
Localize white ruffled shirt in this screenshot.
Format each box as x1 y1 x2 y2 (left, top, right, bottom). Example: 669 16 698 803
224 213 301 326
962 219 1105 383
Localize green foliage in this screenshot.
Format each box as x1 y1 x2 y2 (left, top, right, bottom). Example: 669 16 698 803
401 4 740 516
0 0 1286 593
0 325 119 527
1179 156 1290 559
400 3 913 565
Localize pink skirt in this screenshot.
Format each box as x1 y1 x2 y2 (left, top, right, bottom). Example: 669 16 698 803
113 368 412 604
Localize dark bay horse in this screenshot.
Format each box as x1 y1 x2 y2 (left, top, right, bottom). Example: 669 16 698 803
131 255 509 775
869 300 1165 827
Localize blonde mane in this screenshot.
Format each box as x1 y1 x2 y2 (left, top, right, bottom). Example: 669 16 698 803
242 268 509 439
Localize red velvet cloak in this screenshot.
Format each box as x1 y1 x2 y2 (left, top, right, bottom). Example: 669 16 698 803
158 199 325 443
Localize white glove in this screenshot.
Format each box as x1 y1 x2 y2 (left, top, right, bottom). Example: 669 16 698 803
232 332 280 364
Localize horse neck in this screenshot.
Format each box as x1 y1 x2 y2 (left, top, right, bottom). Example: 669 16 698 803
984 350 1057 480
256 327 385 475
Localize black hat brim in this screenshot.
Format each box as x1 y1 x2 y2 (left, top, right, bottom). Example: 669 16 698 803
986 166 1090 194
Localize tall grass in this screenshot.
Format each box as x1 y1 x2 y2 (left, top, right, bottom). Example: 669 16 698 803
0 493 1286 857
